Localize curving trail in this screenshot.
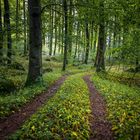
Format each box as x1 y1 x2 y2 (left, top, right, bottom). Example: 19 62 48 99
83 75 114 140
0 75 67 140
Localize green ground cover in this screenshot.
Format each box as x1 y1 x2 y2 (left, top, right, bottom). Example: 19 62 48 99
0 72 62 118
91 73 140 140
10 73 91 140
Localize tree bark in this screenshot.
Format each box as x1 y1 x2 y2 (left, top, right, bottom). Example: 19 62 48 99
68 0 73 55
16 0 19 46
84 21 90 64
4 0 12 64
95 0 105 72
49 7 54 56
26 0 42 85
62 0 68 71
53 4 57 56
23 0 27 55
0 0 3 62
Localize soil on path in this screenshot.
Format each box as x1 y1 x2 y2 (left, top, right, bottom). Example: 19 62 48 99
0 75 67 140
83 75 114 140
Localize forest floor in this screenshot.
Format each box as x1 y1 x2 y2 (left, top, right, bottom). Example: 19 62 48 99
0 73 114 140
0 61 140 140
0 75 67 139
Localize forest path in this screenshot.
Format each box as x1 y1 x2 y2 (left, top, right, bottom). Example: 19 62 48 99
0 75 67 140
83 75 114 140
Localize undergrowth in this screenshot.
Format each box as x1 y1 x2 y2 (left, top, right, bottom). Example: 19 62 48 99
10 74 91 140
91 73 140 140
0 72 61 118
107 71 140 87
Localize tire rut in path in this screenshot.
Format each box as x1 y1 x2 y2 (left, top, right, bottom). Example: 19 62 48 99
83 75 114 140
0 75 67 140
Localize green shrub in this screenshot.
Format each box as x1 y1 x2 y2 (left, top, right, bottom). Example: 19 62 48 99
43 68 53 73
9 62 25 71
0 76 16 94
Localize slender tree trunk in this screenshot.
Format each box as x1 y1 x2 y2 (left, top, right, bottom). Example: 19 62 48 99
49 7 54 56
16 0 19 46
26 0 42 85
53 4 57 56
0 0 3 62
4 0 12 64
73 22 79 63
61 15 64 55
84 21 90 64
93 26 98 52
95 0 105 72
62 0 68 71
90 21 94 50
58 20 61 53
113 16 116 47
108 26 112 63
68 0 73 55
23 0 27 55
53 27 57 55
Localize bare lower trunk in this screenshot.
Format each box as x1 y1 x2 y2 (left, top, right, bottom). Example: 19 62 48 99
4 0 12 64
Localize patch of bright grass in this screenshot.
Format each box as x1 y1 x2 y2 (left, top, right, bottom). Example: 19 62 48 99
0 72 61 118
91 73 140 140
10 74 91 140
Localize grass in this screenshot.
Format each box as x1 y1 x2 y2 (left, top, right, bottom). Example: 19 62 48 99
0 72 62 118
9 73 91 140
106 65 140 87
91 73 140 140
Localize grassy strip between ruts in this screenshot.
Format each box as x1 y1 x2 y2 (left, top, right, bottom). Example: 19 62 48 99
91 73 140 140
9 73 91 140
0 72 61 118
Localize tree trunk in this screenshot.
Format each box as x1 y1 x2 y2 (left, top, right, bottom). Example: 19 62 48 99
90 21 94 50
0 0 3 62
23 0 27 55
73 22 79 63
49 7 54 56
53 4 57 56
16 0 19 46
84 21 90 64
68 0 73 55
4 0 12 64
62 0 68 71
61 15 64 55
108 26 112 63
95 0 105 72
26 0 42 85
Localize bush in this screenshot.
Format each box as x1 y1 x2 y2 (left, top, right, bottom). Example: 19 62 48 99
50 56 58 61
9 62 25 71
45 58 51 61
0 76 16 94
43 68 53 73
